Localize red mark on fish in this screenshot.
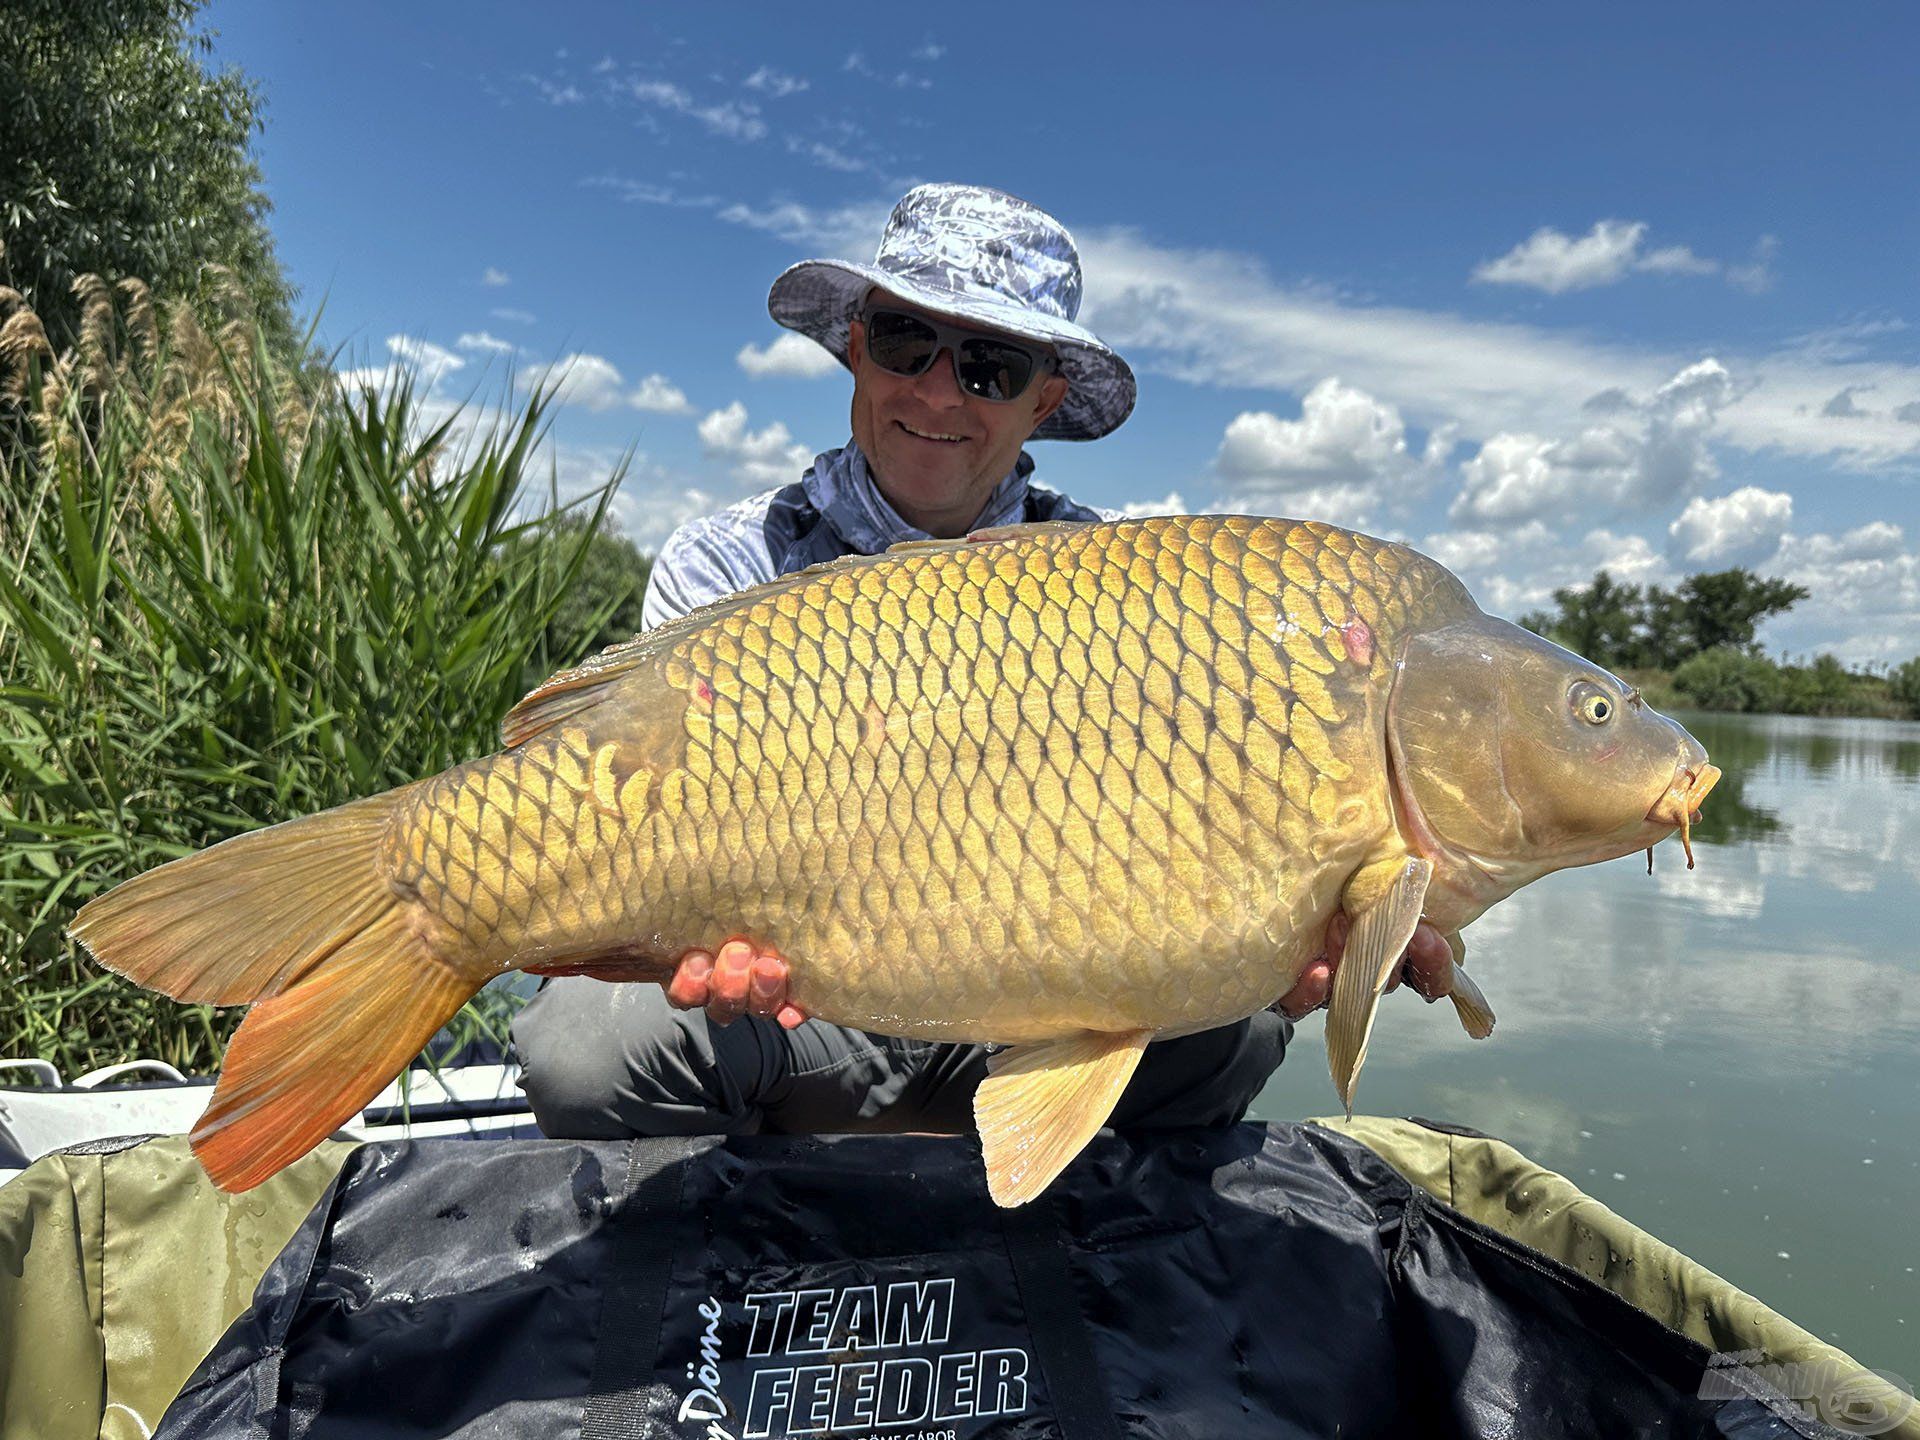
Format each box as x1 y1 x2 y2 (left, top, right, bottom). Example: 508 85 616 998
1341 618 1374 666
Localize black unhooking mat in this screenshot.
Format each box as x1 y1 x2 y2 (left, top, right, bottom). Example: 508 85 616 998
154 1122 1824 1439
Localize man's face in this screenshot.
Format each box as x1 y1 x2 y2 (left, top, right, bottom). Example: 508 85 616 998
848 292 1070 538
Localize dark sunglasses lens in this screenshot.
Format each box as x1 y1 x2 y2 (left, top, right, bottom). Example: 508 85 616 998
865 311 939 376
956 339 1037 401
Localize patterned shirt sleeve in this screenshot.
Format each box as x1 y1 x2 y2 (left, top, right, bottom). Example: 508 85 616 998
637 487 796 631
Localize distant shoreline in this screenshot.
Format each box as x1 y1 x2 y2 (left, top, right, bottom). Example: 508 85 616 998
1622 663 1918 722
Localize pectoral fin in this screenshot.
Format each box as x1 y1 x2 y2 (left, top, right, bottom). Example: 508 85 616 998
1327 858 1432 1114
1443 931 1496 1040
973 1029 1152 1207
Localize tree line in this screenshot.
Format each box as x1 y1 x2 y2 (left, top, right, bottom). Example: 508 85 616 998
1522 569 1919 719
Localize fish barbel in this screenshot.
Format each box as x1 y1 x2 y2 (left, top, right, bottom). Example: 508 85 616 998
71 516 1717 1204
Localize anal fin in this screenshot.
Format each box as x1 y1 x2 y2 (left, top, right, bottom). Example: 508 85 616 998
1327 857 1432 1114
973 1029 1151 1208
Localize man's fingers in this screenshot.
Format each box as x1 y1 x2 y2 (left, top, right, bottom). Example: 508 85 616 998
707 939 756 1022
1403 923 1455 1002
665 950 714 1009
1278 958 1332 1020
748 953 786 1018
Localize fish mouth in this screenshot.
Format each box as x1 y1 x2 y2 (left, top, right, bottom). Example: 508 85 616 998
1645 762 1721 869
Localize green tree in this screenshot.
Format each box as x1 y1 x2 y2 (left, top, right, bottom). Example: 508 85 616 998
1629 584 1691 670
1675 569 1808 656
1537 570 1642 668
0 0 293 351
1887 656 1920 718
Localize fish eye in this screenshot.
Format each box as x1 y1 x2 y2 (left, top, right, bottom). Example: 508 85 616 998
1570 681 1615 725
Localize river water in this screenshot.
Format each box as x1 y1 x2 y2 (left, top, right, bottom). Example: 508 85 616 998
1252 710 1920 1373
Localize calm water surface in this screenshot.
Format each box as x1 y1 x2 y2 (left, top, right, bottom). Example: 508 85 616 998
1252 710 1920 1372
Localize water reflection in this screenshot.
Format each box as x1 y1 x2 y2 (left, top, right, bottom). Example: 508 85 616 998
1256 712 1920 1368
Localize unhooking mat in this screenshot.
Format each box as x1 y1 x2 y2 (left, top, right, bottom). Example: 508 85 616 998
2 1121 1911 1438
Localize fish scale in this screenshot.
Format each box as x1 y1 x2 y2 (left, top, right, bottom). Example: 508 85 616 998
382 517 1455 1043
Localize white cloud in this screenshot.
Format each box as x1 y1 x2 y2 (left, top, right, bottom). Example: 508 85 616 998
698 401 813 486
580 174 721 209
1450 358 1735 523
490 307 536 325
840 51 931 89
743 66 808 98
716 199 889 255
1770 522 1920 664
1474 220 1650 294
1213 377 1442 527
538 353 628 412
532 355 694 415
1471 220 1766 295
736 332 841 379
1668 487 1795 565
912 41 946 61
620 78 766 141
339 334 465 397
1637 245 1717 277
1114 491 1187 518
631 373 694 414
481 267 510 287
1725 235 1780 295
784 134 867 174
456 331 516 355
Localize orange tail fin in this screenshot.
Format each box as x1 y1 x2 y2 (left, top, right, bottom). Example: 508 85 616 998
70 785 482 1191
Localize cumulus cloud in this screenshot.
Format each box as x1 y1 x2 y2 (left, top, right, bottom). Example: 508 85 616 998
1667 488 1794 566
1114 491 1187 518
743 66 808 98
631 373 694 414
457 331 516 355
1770 522 1920 664
481 267 510 287
338 334 467 398
737 332 841 379
1472 220 1753 294
1212 378 1447 526
698 401 813 486
533 354 693 415
1450 359 1735 523
1473 220 1651 294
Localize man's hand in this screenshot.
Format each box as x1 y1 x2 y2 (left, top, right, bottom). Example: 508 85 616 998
1274 913 1454 1021
666 940 809 1029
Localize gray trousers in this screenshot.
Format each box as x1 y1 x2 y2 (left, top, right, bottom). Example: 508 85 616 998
511 977 1292 1139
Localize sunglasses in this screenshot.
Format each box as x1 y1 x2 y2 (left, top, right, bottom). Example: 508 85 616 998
859 306 1060 403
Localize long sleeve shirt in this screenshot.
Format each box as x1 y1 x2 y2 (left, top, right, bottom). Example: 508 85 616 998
639 440 1110 628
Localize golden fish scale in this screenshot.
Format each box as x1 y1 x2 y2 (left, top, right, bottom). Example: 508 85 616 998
386 518 1473 1044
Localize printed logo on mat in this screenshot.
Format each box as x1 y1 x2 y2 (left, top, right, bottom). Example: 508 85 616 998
675 1277 1032 1439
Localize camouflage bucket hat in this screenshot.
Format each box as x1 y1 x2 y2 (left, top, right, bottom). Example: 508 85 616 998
767 183 1136 442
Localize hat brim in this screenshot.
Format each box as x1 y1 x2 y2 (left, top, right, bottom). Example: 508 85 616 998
767 259 1136 442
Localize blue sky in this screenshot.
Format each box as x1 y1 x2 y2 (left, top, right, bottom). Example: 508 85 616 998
206 2 1919 662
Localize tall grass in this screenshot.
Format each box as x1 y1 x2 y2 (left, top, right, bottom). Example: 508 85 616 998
1 272 629 1075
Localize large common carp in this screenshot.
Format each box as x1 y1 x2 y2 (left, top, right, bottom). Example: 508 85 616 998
72 516 1718 1205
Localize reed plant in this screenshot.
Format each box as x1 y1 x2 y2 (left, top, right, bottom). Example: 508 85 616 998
1 271 628 1076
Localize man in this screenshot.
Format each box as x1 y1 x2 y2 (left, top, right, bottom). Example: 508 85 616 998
512 183 1454 1141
